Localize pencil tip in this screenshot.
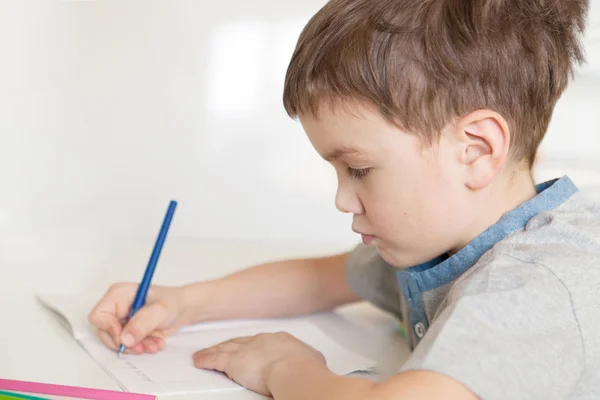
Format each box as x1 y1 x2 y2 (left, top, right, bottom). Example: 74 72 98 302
118 344 126 357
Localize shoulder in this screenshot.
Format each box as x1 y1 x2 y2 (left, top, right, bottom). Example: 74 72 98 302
401 246 587 400
486 191 600 296
509 191 600 251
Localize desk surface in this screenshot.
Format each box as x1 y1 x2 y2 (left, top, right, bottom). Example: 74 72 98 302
0 239 411 399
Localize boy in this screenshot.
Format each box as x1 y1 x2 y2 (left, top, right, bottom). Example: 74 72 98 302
88 0 599 399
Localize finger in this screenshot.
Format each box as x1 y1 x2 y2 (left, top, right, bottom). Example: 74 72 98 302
141 336 164 354
161 327 178 337
129 342 146 354
204 336 251 352
120 344 144 355
92 283 138 320
88 284 138 343
193 348 232 372
151 336 166 351
134 330 168 354
205 337 250 354
88 305 124 345
98 330 118 351
97 330 144 355
141 338 157 353
217 341 242 354
120 302 169 348
226 336 253 345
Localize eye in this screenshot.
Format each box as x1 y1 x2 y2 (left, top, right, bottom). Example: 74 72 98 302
346 166 371 179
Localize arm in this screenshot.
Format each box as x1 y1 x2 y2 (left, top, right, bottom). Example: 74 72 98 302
267 358 478 400
183 252 361 324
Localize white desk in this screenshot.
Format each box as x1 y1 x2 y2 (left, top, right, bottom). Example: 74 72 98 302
0 239 411 399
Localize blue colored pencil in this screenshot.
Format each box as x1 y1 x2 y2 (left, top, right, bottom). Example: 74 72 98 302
0 390 51 400
118 199 178 356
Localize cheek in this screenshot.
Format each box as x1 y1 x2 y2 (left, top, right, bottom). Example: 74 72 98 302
366 165 452 235
362 179 417 230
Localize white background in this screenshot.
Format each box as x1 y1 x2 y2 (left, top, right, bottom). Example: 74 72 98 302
1 0 600 294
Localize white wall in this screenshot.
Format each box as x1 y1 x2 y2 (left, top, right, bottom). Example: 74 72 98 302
2 0 600 292
2 0 350 292
526 0 600 192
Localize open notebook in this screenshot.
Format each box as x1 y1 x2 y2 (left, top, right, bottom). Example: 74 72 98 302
36 293 376 397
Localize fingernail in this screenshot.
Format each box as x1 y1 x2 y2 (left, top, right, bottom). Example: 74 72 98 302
121 332 135 347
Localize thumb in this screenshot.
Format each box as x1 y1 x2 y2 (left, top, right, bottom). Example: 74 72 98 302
120 302 169 348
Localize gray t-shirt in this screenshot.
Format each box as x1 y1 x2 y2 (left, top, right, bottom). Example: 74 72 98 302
346 175 600 399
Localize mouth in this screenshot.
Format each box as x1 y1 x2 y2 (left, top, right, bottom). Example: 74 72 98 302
353 228 376 245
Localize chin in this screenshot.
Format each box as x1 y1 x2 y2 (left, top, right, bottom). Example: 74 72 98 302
375 243 418 269
375 244 400 267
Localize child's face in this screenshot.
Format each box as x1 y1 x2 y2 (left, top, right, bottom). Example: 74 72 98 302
300 102 472 268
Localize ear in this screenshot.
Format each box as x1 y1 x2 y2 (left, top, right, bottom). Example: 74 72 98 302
454 110 511 191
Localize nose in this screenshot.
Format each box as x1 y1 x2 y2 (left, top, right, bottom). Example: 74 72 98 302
335 182 364 214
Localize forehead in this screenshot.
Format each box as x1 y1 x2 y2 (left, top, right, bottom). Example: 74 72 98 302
298 102 394 153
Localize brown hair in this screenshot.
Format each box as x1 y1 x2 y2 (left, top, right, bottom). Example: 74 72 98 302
283 0 589 167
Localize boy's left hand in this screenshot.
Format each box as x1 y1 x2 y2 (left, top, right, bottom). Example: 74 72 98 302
192 332 326 396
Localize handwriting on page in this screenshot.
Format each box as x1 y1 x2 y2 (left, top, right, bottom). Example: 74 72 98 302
122 360 152 383
118 351 203 384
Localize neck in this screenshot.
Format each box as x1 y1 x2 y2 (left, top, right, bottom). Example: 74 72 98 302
497 169 538 216
451 168 537 254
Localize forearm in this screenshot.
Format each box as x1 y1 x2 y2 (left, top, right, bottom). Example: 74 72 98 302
266 358 478 400
185 252 361 323
267 357 375 400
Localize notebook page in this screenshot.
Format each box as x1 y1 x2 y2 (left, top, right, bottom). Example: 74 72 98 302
36 293 99 340
78 319 377 396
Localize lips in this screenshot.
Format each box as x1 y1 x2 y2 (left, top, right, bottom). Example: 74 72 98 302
361 234 375 245
353 227 375 245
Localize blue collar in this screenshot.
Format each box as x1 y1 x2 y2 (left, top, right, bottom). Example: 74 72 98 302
397 175 579 300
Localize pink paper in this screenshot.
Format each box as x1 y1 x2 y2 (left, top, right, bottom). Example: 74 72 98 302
0 379 155 400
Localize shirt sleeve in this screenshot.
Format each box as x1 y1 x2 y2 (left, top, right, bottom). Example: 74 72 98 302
400 255 585 400
345 243 403 319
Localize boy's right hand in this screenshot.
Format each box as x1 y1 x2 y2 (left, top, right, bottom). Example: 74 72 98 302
88 283 192 355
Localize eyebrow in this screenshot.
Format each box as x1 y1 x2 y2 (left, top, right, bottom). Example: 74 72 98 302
323 146 364 161
322 146 367 162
